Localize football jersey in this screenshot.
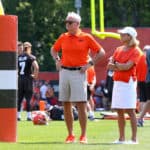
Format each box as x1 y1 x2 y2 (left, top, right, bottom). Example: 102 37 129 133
18 53 36 77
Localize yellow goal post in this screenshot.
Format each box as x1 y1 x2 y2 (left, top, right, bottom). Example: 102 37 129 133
0 0 4 15
90 0 120 39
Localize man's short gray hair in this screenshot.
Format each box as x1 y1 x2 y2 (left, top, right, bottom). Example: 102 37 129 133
65 12 81 23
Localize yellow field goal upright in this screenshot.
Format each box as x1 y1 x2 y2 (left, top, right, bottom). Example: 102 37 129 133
90 0 120 39
0 0 4 15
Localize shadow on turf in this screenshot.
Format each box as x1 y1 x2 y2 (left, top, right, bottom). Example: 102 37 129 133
19 141 115 146
87 143 116 146
19 141 64 144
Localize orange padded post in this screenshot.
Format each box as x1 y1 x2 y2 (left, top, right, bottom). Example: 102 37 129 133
0 15 18 142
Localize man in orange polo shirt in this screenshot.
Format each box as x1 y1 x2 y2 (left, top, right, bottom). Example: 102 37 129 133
136 48 147 114
50 12 105 144
137 45 150 127
87 65 96 120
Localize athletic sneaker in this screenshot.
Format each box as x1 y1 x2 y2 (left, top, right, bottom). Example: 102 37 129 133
112 140 127 144
88 111 95 121
65 135 76 143
79 135 87 144
88 115 95 121
137 119 144 127
17 118 21 121
127 140 138 144
27 118 32 121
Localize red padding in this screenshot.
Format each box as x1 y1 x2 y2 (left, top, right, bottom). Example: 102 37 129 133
0 15 18 142
0 15 18 51
0 108 17 142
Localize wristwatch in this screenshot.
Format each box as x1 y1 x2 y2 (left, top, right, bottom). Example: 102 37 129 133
89 61 94 66
54 56 60 61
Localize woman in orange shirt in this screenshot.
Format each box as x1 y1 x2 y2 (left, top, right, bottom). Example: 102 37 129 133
51 12 105 144
137 45 150 127
136 49 147 114
107 27 141 144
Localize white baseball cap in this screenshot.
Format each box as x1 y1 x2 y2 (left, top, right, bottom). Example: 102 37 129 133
143 45 150 51
118 26 137 38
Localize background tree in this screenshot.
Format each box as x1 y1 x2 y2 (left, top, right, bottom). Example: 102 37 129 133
2 0 150 71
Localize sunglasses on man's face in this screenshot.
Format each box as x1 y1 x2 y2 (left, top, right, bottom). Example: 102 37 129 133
65 21 75 25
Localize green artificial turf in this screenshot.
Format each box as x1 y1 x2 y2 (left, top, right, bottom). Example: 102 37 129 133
0 111 149 150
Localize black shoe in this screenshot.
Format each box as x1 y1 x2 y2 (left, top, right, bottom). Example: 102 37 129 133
17 118 21 121
137 119 144 127
27 118 32 121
